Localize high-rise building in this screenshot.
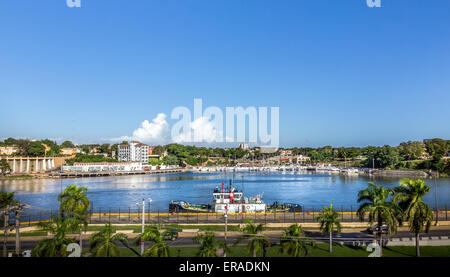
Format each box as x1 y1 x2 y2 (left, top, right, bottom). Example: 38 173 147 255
118 141 149 164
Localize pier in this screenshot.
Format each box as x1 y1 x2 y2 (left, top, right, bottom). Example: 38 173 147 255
53 168 187 178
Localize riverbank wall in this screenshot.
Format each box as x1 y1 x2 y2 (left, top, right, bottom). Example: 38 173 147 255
359 169 429 178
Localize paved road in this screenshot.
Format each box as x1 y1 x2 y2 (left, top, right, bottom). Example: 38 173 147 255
6 229 450 253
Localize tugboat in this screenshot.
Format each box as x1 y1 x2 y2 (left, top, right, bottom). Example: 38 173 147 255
169 180 302 213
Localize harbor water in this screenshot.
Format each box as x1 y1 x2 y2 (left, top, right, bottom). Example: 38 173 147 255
1 172 450 213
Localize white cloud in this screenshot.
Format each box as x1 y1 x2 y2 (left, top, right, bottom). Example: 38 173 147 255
172 117 220 144
110 113 170 144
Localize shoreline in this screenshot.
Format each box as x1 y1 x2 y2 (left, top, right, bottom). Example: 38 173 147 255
0 167 445 180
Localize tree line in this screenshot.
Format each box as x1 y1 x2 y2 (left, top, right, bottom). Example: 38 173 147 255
0 138 119 158
2 137 449 174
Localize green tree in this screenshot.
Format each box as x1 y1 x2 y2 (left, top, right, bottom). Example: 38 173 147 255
424 138 447 161
32 217 79 257
364 145 401 169
15 139 31 156
398 141 424 161
235 219 270 257
134 225 171 257
1 192 19 257
193 232 230 257
89 223 134 257
58 184 90 216
148 158 163 166
64 154 118 165
3 138 18 145
81 145 90 154
279 224 314 257
162 155 179 165
58 184 90 253
99 143 110 154
152 146 165 155
0 160 11 175
27 141 45 157
424 138 448 173
41 139 61 156
394 178 434 257
61 141 75 148
316 204 342 253
357 182 402 256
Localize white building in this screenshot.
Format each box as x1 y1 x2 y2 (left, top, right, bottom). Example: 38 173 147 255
238 143 249 151
62 162 143 172
118 141 149 164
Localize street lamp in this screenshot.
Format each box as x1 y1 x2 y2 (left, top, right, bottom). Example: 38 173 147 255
224 205 228 258
136 199 146 255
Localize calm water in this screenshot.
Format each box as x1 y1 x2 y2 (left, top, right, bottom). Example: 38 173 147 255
1 172 450 212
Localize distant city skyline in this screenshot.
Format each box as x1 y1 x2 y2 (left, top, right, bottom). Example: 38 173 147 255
1 1 449 148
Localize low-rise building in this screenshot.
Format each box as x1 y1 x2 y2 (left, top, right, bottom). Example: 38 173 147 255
61 148 78 156
0 146 19 156
62 162 143 172
293 155 311 164
238 143 249 151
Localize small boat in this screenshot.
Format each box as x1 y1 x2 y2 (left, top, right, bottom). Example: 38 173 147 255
169 201 211 213
266 201 303 212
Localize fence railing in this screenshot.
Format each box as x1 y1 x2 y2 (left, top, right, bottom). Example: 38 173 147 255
13 205 450 227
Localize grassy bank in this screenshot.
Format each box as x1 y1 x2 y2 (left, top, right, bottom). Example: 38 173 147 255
0 175 35 180
117 243 450 257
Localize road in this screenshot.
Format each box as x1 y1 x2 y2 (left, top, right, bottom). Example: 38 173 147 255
5 228 450 253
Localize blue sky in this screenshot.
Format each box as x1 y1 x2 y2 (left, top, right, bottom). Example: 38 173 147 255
0 0 449 148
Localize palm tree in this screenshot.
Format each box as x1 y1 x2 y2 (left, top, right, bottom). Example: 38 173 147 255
394 178 434 257
134 224 171 257
1 191 19 257
58 184 90 253
235 219 271 257
32 217 78 257
316 204 342 253
279 223 314 257
58 184 90 216
89 223 135 257
193 232 230 257
357 182 402 257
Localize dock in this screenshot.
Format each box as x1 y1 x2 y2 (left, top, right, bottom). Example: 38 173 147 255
53 168 187 178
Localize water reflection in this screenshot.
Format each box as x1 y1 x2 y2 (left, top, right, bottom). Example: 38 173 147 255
1 172 449 212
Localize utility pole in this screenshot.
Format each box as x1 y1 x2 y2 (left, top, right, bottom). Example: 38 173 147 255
435 171 439 225
224 205 228 257
242 175 244 196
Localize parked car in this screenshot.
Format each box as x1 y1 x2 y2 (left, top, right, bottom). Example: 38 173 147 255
163 228 179 241
367 224 388 234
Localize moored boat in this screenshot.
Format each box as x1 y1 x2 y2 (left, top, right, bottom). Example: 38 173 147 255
169 180 302 214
